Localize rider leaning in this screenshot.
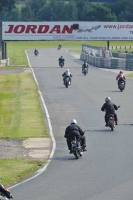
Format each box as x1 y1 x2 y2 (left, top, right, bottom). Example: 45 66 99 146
116 71 126 87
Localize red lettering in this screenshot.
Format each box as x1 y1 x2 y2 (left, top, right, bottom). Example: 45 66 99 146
5 24 73 34
49 25 60 33
14 25 25 33
62 25 73 33
5 25 14 33
37 25 49 33
25 25 37 33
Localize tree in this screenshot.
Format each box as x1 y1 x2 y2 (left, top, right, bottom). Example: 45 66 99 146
37 0 78 21
0 0 16 14
108 0 133 18
20 4 33 21
86 4 117 21
118 1 133 21
76 0 89 20
6 8 20 21
28 0 46 18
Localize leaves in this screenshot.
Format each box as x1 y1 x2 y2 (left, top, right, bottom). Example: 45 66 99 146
1 0 133 22
0 0 16 14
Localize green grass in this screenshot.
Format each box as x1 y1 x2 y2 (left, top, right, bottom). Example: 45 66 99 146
0 72 48 139
0 158 45 186
0 71 48 186
7 40 133 67
127 73 133 78
68 48 81 53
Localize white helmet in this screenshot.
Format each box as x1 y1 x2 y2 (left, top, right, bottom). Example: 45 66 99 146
66 69 69 72
70 119 77 124
105 97 111 102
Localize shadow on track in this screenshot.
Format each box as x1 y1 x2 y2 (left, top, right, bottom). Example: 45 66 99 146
52 156 81 161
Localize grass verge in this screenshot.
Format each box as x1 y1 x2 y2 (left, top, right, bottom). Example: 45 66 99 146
7 40 133 67
0 72 48 139
126 73 133 78
0 158 45 186
0 71 48 186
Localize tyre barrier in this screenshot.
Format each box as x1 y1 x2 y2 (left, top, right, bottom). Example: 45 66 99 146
0 51 2 60
80 53 133 71
0 58 9 67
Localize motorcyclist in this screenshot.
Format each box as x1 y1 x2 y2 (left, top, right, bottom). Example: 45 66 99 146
82 61 89 73
34 48 39 55
58 56 65 66
116 71 126 87
101 97 118 126
62 69 72 85
58 43 62 49
0 184 13 199
64 119 87 153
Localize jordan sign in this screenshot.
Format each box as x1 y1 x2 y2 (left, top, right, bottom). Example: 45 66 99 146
2 22 133 40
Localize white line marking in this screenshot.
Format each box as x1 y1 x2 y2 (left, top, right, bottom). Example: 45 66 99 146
9 50 56 189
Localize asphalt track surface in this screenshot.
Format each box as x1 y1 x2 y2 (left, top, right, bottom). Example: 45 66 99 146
10 48 133 200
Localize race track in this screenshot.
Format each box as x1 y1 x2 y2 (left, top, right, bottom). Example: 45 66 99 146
10 48 133 200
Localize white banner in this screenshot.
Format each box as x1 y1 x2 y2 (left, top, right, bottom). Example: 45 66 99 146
2 21 133 41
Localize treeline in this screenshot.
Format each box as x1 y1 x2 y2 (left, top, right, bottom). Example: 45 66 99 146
0 0 133 22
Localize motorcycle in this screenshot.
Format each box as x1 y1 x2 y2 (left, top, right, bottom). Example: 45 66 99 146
107 114 115 131
34 51 39 56
83 67 88 75
71 137 83 159
64 77 70 88
118 81 125 92
59 62 64 68
106 105 120 131
58 45 62 50
0 184 13 200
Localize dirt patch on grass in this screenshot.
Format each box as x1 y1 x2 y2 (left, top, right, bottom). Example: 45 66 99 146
0 138 51 160
0 139 29 159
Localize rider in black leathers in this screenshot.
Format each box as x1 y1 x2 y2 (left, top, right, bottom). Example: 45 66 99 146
64 119 87 153
82 61 89 73
101 97 118 126
58 56 65 66
34 48 39 55
0 184 13 199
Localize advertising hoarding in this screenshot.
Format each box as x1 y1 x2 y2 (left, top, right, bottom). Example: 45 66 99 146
2 21 133 41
